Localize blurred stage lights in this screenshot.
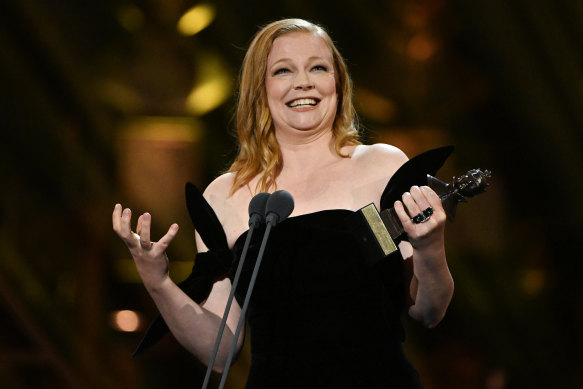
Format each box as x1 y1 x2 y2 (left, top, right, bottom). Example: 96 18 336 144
116 4 145 32
178 3 216 36
406 34 436 61
186 53 233 115
110 310 141 332
186 77 231 115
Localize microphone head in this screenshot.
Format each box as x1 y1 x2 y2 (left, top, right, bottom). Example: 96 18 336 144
248 192 270 228
265 190 294 226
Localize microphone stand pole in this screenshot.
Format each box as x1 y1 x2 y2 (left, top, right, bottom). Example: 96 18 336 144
201 227 256 389
201 193 269 389
217 221 274 389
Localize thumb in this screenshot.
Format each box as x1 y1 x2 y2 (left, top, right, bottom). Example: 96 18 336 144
157 223 179 248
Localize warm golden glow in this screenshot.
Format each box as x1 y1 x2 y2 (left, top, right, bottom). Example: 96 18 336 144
114 258 141 283
406 34 436 61
355 88 396 123
186 78 232 115
522 268 545 295
110 310 141 332
177 3 216 36
186 54 233 115
116 4 144 32
169 261 196 281
120 116 203 143
115 258 194 284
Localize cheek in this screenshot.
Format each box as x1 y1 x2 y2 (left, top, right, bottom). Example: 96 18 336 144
265 81 285 120
325 78 338 106
265 78 288 102
322 74 337 96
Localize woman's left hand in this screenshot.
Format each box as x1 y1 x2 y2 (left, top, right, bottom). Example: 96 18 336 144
394 185 453 327
394 185 446 252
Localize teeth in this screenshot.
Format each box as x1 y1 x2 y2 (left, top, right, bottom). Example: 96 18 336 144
288 98 317 107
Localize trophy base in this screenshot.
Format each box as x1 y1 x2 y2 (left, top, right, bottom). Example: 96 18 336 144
347 203 398 267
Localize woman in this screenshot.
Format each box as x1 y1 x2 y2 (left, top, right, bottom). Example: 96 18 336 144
113 18 454 388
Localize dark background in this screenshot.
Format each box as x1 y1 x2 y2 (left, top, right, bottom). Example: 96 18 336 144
1 0 582 388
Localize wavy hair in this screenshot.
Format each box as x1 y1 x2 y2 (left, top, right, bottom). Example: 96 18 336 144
228 18 360 194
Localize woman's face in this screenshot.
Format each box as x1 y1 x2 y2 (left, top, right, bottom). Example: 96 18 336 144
265 32 338 134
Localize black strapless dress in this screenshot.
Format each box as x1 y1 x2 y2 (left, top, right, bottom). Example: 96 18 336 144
231 210 423 389
133 147 454 386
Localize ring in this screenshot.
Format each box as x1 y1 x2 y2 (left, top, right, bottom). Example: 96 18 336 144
411 207 434 224
423 207 434 217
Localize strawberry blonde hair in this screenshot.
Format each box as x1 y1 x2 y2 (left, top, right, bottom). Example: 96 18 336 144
228 18 360 194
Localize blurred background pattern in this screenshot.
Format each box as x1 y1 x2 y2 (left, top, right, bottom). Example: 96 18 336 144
1 0 582 388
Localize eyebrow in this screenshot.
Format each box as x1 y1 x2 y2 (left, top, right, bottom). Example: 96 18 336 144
269 56 331 67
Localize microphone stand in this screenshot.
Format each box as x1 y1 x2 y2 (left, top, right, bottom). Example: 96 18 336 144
218 190 294 389
217 221 273 389
201 193 269 389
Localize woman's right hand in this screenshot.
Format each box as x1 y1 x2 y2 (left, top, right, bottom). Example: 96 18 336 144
112 204 179 290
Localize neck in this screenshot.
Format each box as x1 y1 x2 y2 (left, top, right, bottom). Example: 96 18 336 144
276 127 338 173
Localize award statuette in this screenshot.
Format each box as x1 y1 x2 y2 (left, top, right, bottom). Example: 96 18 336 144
349 146 491 266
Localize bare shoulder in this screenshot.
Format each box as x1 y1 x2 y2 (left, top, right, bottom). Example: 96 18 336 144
351 143 408 176
203 172 235 204
202 172 251 247
337 144 409 209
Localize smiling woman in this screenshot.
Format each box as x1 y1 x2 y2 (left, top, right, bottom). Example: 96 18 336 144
229 19 360 195
113 18 454 389
265 32 338 138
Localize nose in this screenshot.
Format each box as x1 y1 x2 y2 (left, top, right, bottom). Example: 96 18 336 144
293 71 314 90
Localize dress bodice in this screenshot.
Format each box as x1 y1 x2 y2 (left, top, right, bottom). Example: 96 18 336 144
135 146 455 387
231 210 421 389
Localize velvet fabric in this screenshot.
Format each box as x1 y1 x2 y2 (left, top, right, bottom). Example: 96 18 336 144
134 147 454 387
230 210 422 388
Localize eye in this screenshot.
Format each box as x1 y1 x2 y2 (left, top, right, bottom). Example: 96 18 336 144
312 65 328 72
273 68 290 75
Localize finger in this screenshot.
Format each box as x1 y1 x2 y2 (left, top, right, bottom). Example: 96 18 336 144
137 214 144 236
112 204 122 232
156 223 180 249
394 200 414 228
420 186 441 209
409 186 431 211
420 186 446 222
401 191 421 217
140 213 152 250
120 207 133 238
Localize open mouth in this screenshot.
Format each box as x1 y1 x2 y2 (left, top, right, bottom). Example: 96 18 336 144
286 98 320 108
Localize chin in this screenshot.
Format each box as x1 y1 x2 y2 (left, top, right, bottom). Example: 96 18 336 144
288 117 334 132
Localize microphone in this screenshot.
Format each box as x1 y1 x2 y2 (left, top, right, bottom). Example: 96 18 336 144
249 192 271 228
265 190 295 226
218 190 294 388
201 192 269 389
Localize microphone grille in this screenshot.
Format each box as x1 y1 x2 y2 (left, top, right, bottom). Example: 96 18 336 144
265 190 294 225
248 192 270 221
